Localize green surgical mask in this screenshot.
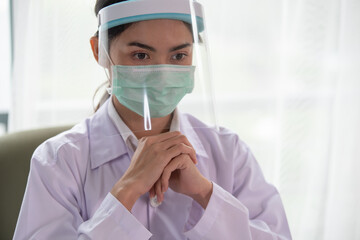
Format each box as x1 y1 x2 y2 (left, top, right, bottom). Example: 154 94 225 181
111 64 195 118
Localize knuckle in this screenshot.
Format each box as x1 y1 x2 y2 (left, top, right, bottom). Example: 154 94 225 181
153 146 165 159
178 134 187 142
180 143 189 151
173 131 181 136
176 142 185 148
151 144 160 153
180 153 191 161
163 167 171 177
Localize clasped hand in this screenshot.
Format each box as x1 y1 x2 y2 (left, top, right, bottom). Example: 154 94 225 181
110 131 212 211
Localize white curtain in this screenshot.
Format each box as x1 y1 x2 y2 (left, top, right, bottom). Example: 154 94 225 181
322 0 360 238
205 0 360 238
10 0 360 239
10 0 104 131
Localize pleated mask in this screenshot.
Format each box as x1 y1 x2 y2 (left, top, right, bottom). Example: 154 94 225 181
111 64 195 118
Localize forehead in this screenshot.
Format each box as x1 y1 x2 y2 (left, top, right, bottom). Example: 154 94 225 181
115 19 193 44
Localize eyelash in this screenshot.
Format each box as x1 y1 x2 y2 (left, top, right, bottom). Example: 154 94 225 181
171 53 188 61
131 51 189 62
133 52 150 60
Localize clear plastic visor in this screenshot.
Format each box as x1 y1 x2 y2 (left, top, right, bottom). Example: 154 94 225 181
97 0 217 137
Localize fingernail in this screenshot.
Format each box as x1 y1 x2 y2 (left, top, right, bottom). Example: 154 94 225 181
150 196 162 208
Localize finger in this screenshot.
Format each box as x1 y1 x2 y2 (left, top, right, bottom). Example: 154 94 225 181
152 142 196 170
161 155 190 190
149 186 155 198
139 131 182 146
176 134 195 150
156 131 182 143
155 179 163 203
159 134 195 151
164 135 197 164
167 143 197 164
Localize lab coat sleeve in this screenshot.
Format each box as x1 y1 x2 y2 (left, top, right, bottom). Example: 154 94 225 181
13 144 152 240
184 135 291 240
77 193 152 239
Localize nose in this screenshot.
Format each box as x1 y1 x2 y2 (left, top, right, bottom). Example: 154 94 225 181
153 54 169 65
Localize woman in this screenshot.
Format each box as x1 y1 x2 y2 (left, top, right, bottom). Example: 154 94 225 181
14 0 291 239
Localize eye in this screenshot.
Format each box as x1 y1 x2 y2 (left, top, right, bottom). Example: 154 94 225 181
134 52 149 60
171 53 187 61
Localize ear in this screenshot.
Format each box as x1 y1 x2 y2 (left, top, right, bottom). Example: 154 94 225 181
90 36 99 62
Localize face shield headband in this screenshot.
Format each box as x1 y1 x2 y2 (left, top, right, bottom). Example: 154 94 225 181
97 0 204 32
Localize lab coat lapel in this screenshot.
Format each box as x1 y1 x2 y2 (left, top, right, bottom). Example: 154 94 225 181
179 113 209 159
89 100 128 169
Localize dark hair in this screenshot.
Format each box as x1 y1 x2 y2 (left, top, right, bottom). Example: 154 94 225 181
95 0 124 15
94 0 132 42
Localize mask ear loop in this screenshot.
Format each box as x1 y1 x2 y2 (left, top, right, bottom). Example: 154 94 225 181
101 43 115 95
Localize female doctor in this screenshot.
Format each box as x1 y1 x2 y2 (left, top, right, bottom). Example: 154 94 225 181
14 0 291 239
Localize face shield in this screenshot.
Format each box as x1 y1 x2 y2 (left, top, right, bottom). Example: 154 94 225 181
97 0 217 135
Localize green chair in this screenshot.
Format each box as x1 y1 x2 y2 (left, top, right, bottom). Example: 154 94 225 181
0 125 72 240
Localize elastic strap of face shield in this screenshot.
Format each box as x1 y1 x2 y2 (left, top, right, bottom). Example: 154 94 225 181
99 44 114 94
102 43 115 66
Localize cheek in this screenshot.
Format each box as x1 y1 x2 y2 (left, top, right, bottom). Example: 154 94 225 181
184 58 192 65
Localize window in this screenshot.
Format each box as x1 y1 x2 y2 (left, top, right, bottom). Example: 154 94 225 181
0 0 11 135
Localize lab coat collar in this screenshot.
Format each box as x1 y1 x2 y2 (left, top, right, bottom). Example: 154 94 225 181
179 112 209 160
89 100 209 169
89 99 129 169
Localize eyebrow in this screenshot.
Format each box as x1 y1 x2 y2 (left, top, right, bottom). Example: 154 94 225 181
128 42 156 52
127 42 192 52
170 43 192 52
